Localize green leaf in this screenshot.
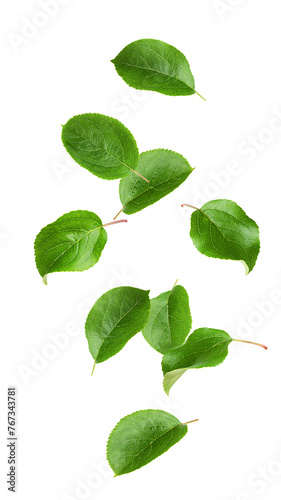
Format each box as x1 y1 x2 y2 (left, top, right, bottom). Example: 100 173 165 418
162 328 233 395
117 149 193 216
142 282 192 354
85 287 150 365
184 200 260 274
162 327 267 394
34 211 126 284
107 409 189 476
111 38 204 99
61 113 147 181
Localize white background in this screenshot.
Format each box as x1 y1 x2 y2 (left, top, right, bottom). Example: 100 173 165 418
1 1 281 499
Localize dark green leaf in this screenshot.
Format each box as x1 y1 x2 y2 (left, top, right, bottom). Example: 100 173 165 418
142 283 192 354
61 113 145 181
162 328 233 394
185 200 260 274
112 39 204 99
117 149 193 216
107 409 188 476
85 287 150 364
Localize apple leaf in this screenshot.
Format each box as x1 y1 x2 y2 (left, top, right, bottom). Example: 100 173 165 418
116 149 193 217
34 211 127 284
183 200 260 274
142 282 192 354
162 328 268 394
85 287 150 365
61 113 148 181
111 38 205 99
107 409 193 476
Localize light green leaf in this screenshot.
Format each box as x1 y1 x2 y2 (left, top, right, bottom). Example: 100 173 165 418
111 38 204 99
184 200 260 274
61 113 147 181
142 282 192 354
117 149 193 216
34 211 126 283
162 328 233 395
85 287 150 365
162 328 268 394
107 409 191 476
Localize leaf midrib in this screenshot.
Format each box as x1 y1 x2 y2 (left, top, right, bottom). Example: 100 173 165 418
166 336 232 372
44 224 103 275
195 208 252 262
70 116 135 174
117 422 184 474
116 50 195 92
122 167 187 210
95 293 146 360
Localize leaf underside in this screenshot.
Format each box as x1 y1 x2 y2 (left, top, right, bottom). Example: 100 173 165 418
189 199 260 274
112 38 196 97
162 328 233 394
34 210 107 283
119 149 193 215
85 287 150 363
62 113 139 180
142 285 192 354
107 409 187 476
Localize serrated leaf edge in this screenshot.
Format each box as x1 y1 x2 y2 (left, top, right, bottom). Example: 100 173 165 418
106 409 187 476
189 199 260 274
111 38 197 95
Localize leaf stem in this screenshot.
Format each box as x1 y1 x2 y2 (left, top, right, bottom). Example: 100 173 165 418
102 219 127 229
195 90 206 101
181 419 199 426
129 168 149 183
233 339 268 350
181 203 200 211
113 206 126 221
172 279 179 289
91 360 96 376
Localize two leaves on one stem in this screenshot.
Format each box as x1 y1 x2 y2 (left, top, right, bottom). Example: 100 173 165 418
62 113 193 215
34 211 126 284
111 38 204 99
183 200 260 274
107 410 194 476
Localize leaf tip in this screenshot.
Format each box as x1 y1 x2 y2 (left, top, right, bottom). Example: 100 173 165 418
162 378 170 396
240 260 250 275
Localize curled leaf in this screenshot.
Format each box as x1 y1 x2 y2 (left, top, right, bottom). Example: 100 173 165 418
162 328 233 395
112 38 204 99
162 328 268 395
142 283 192 354
183 200 260 274
117 149 193 217
107 409 191 476
85 287 150 365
